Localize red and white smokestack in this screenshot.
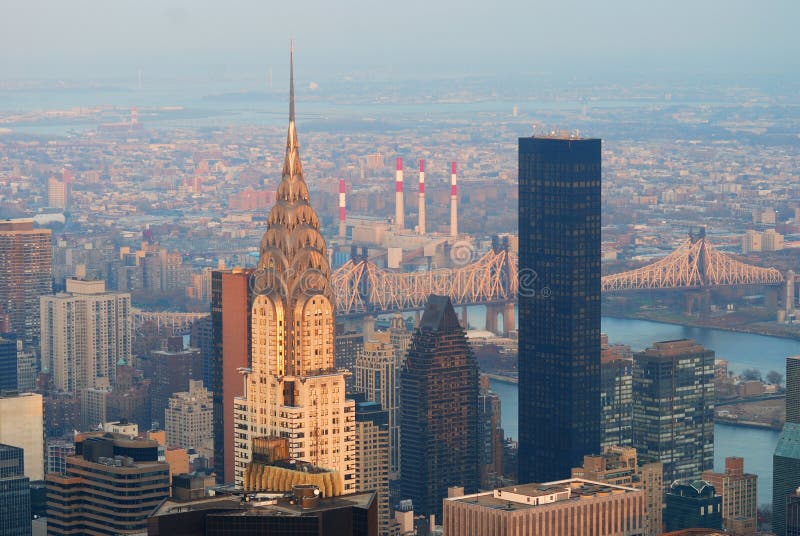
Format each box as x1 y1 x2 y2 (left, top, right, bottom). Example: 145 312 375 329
450 161 458 237
338 179 346 238
395 158 405 230
418 159 426 235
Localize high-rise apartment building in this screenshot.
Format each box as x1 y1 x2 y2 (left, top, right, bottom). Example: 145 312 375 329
47 176 71 210
571 446 663 536
46 432 170 535
79 379 111 431
355 331 400 479
165 380 213 460
40 279 131 392
0 392 44 481
633 339 714 484
210 267 253 484
443 479 644 536
702 457 757 532
0 444 31 536
0 219 52 344
518 136 601 484
400 295 479 518
233 54 355 490
354 396 390 535
478 384 504 489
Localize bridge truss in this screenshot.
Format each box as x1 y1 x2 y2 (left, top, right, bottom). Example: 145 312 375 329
601 236 783 292
331 248 518 316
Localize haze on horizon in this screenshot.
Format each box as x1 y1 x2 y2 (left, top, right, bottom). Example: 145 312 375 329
2 0 799 84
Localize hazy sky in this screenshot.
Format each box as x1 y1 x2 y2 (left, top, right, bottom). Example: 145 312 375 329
3 0 799 81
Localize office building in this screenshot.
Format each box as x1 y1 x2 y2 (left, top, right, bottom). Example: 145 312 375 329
165 380 213 460
0 444 31 536
601 351 633 449
335 324 363 391
775 355 800 536
46 432 170 536
478 380 504 489
702 457 757 532
355 331 400 479
354 396 390 535
787 490 800 536
0 219 52 344
400 295 479 518
210 267 253 484
16 341 37 392
571 446 663 536
787 356 800 425
190 315 214 391
0 335 17 392
0 392 44 481
151 335 202 428
633 339 714 484
147 488 378 536
663 480 723 532
518 136 602 483
443 479 643 536
40 278 131 392
233 54 355 490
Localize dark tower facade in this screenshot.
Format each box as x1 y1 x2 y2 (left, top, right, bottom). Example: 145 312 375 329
400 295 479 518
518 136 602 483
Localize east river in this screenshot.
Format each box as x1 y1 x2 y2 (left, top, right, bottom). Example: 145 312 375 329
485 315 800 506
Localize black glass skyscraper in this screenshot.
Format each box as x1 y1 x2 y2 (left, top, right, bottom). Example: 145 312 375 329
518 136 602 484
400 295 479 518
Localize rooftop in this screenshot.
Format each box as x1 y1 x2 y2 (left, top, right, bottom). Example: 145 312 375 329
446 479 639 511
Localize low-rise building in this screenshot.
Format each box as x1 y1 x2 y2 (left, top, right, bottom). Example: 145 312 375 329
442 479 644 536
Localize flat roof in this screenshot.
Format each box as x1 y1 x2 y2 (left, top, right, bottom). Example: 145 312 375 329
446 479 639 512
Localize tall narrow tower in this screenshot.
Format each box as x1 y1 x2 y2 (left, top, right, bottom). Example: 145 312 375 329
450 162 458 237
418 160 426 235
518 136 601 483
338 178 346 238
395 158 404 230
234 47 355 491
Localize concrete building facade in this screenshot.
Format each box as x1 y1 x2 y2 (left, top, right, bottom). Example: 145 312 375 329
40 279 131 392
0 392 44 481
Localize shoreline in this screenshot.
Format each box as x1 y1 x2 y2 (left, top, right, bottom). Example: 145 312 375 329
602 312 800 342
714 419 782 432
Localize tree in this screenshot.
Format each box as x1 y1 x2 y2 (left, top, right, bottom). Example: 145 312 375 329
767 370 784 386
741 368 762 381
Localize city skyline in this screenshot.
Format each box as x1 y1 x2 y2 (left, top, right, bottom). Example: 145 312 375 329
3 5 800 534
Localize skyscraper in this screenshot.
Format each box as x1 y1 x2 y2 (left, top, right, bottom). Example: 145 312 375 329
233 49 355 490
40 279 131 392
518 136 602 483
353 395 390 535
355 331 401 479
210 267 253 484
632 339 714 484
400 295 479 518
774 356 800 536
0 219 52 344
0 335 17 392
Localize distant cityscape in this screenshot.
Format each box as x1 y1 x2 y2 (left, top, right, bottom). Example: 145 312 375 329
2 38 800 536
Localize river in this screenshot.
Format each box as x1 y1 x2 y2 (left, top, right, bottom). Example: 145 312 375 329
487 315 797 506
